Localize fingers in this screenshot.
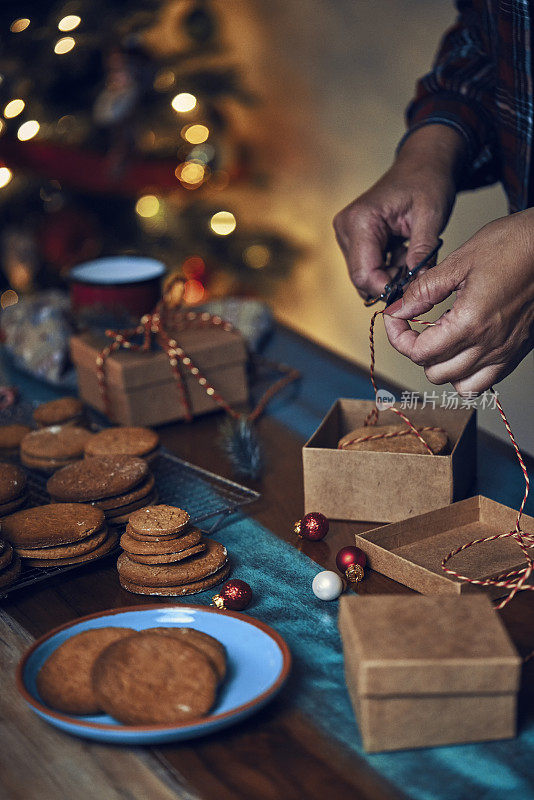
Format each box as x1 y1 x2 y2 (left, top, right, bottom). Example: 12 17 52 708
334 202 400 297
453 364 504 396
385 252 466 320
405 213 441 271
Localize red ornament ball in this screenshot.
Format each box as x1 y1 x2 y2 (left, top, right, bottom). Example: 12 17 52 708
294 512 329 541
212 579 252 611
336 546 366 583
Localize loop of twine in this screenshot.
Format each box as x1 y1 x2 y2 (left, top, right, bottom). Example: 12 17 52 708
96 276 300 427
368 308 532 610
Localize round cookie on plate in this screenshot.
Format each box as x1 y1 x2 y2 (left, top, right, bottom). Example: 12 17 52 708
92 632 218 724
0 424 32 461
85 427 160 462
47 455 155 525
20 426 93 474
337 424 448 455
36 627 135 714
33 397 85 429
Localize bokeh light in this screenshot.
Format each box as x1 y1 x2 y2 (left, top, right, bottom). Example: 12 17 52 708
17 120 39 141
184 279 205 304
58 15 81 31
176 161 205 186
54 37 75 54
182 124 209 144
154 70 175 91
182 256 206 279
210 211 236 236
1 290 18 309
0 167 12 188
10 19 30 33
171 93 197 113
135 195 160 218
4 99 25 118
244 244 270 269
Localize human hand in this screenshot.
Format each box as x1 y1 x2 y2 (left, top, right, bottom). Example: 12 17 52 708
383 210 534 394
333 125 465 298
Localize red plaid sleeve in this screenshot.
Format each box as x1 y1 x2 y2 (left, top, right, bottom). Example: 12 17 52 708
399 0 499 190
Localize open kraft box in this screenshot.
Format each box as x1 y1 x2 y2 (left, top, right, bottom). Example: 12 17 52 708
354 495 534 596
303 399 476 523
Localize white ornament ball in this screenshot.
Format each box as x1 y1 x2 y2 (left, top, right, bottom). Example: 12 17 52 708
312 570 343 601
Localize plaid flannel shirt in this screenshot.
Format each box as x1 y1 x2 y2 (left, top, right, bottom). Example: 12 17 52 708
400 0 533 213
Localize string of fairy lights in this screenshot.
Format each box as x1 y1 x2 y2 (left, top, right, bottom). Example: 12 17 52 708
0 3 296 309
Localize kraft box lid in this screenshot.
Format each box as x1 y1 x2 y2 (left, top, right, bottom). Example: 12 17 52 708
338 594 520 698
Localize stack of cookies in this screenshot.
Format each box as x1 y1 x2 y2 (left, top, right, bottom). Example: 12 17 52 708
33 397 85 429
47 455 156 525
36 625 226 723
0 424 32 461
20 426 93 474
84 426 160 463
118 504 230 596
1 503 117 567
0 463 28 517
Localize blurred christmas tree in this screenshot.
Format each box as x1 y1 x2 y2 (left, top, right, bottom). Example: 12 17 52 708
0 0 298 306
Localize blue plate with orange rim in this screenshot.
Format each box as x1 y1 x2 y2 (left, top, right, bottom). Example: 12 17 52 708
17 604 291 744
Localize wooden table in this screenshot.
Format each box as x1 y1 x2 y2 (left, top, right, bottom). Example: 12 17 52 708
3 339 534 800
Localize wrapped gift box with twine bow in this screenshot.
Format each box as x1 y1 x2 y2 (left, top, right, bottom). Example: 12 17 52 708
71 278 249 428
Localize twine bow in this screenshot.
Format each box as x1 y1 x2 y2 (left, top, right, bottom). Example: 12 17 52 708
96 275 299 428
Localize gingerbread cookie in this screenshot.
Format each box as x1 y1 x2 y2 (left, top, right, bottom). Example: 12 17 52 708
23 531 119 567
33 398 84 428
338 424 448 455
125 543 206 565
2 503 105 548
0 541 14 571
84 427 159 460
128 505 190 537
0 424 32 459
90 474 155 511
117 539 227 587
120 527 203 556
148 627 226 682
21 426 92 461
92 633 218 724
16 527 108 559
47 456 148 502
0 463 26 503
0 553 21 587
36 627 134 714
119 562 230 597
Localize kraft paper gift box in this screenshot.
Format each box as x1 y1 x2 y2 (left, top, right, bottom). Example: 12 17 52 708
302 398 476 523
338 594 521 752
70 329 248 427
353 495 534 596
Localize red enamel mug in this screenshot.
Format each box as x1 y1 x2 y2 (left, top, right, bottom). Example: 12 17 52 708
70 256 166 320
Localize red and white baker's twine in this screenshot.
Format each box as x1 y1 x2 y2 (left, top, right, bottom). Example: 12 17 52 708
96 277 299 428
344 308 533 610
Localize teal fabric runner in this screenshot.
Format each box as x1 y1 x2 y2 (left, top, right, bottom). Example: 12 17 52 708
3 328 534 800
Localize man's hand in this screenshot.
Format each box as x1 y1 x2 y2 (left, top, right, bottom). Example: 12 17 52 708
333 125 465 298
384 210 534 395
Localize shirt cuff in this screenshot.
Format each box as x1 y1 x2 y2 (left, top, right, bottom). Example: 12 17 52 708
398 93 499 190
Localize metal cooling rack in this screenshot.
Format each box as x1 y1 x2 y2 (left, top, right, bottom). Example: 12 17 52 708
1 448 259 598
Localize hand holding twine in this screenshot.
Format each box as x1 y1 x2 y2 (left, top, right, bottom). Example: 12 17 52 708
361 309 532 610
